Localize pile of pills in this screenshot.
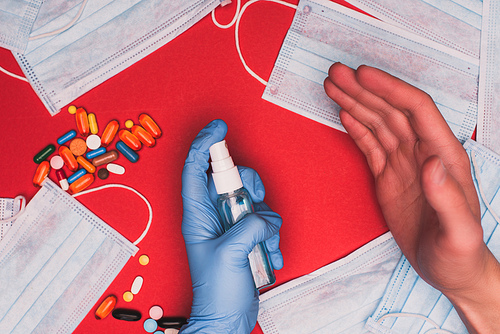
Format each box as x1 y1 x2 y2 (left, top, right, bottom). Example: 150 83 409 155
32 106 162 194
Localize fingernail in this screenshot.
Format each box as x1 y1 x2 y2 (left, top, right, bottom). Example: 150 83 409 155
431 158 447 185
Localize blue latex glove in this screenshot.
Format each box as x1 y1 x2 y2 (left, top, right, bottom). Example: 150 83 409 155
180 120 283 334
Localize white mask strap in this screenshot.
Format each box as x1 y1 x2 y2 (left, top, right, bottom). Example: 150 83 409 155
0 195 26 223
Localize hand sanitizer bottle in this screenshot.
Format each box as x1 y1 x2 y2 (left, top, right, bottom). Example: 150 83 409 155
210 140 276 290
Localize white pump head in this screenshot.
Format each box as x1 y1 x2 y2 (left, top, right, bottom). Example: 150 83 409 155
210 140 243 194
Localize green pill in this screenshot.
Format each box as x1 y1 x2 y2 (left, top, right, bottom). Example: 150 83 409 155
34 144 56 164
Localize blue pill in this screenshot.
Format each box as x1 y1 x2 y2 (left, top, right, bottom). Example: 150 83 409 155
57 130 77 145
143 318 157 333
67 169 87 184
116 141 139 163
86 147 106 159
154 331 163 334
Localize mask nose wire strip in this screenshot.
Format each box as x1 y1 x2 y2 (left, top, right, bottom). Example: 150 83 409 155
0 195 26 223
72 183 153 246
471 151 500 224
376 313 453 334
29 0 89 41
212 0 297 85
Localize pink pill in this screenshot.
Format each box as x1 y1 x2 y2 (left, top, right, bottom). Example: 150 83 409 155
50 155 65 170
149 305 163 320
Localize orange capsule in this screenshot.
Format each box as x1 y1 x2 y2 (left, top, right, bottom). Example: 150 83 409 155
131 125 156 148
59 145 79 172
75 107 90 137
33 161 50 187
95 295 117 320
68 173 94 194
101 120 119 147
76 156 96 174
139 114 161 138
119 129 142 151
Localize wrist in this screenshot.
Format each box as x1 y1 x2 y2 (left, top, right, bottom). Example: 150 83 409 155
443 249 500 333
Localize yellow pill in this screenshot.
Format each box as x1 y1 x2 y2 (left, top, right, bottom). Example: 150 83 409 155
68 105 77 114
88 113 99 134
123 291 134 302
125 120 134 129
139 254 150 266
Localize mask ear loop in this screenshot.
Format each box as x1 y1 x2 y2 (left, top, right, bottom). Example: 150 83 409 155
72 184 153 246
0 195 26 223
376 313 453 334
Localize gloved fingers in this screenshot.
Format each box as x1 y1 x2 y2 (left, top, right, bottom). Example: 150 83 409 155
265 233 284 270
253 201 271 212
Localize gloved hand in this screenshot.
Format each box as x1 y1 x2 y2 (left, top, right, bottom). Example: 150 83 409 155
180 119 283 334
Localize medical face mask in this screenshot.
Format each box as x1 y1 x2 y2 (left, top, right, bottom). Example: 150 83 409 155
14 0 222 116
344 0 482 58
0 179 139 333
0 0 43 53
263 0 479 144
365 139 500 334
477 0 500 156
257 232 402 333
0 196 23 241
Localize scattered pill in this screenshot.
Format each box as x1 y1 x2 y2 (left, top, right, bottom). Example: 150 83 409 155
95 295 117 320
68 105 77 114
68 169 87 184
119 129 142 151
101 120 119 147
56 169 69 191
139 254 150 266
125 120 134 128
86 147 106 160
57 130 77 145
92 150 118 167
88 113 99 135
68 173 94 194
69 138 87 156
149 306 163 320
75 107 90 137
106 163 125 175
97 168 109 180
33 161 50 187
132 125 156 148
164 329 179 334
131 276 144 295
116 141 139 163
50 155 65 170
86 134 101 150
77 156 96 174
157 317 187 329
59 145 79 172
34 144 56 164
144 319 158 333
112 308 142 322
123 291 134 302
155 331 164 334
139 114 162 138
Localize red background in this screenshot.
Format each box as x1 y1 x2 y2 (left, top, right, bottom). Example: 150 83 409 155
0 1 387 333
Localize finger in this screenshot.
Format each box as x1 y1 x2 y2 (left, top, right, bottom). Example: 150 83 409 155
265 233 284 270
339 109 387 177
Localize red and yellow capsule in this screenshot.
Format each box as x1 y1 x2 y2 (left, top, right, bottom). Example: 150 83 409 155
75 107 90 137
59 145 79 172
76 156 96 174
69 173 94 194
131 125 155 148
119 129 141 151
33 161 50 187
95 295 117 320
139 114 161 138
101 120 119 147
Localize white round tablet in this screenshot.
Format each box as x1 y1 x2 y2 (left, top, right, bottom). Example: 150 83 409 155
106 163 125 175
131 275 144 295
86 134 101 150
50 155 64 170
149 305 163 320
164 329 179 334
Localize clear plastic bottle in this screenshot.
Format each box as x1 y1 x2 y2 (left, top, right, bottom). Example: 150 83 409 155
210 140 276 290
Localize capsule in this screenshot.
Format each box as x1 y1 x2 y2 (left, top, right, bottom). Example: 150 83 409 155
68 169 87 184
86 147 106 160
77 156 96 173
59 145 79 172
101 120 119 147
92 150 118 167
139 114 162 138
88 113 98 135
56 169 69 191
34 144 56 164
33 161 50 187
119 129 142 151
132 125 156 148
75 107 90 137
112 309 142 322
69 173 94 194
157 317 188 329
57 130 77 145
95 295 117 320
116 141 139 163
